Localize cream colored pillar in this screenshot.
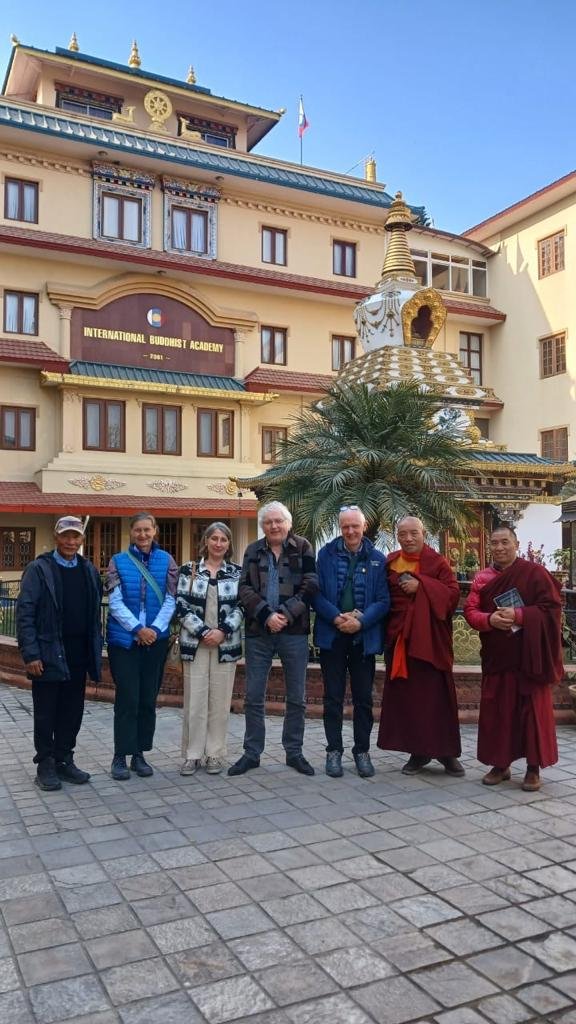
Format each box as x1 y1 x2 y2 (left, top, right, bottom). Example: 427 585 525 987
57 304 73 359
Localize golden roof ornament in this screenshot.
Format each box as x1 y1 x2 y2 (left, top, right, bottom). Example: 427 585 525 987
10 34 20 46
365 156 376 183
379 191 418 284
68 32 79 51
128 40 141 68
186 65 197 84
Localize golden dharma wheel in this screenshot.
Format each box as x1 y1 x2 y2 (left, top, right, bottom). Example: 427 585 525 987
144 90 172 123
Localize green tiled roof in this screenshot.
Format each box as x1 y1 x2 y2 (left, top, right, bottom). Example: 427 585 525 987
70 361 245 391
467 450 564 466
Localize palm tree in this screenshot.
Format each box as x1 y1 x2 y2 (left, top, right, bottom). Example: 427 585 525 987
238 381 475 545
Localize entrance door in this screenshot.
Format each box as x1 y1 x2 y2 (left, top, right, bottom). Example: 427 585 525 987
157 519 182 564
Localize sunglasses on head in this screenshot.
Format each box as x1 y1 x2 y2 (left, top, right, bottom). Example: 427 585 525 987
339 504 360 512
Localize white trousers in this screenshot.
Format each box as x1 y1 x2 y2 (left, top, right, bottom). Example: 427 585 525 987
181 646 236 760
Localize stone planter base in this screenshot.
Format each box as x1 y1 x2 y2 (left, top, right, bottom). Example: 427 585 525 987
1 638 574 724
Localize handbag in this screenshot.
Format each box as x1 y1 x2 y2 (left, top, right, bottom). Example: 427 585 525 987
166 561 196 665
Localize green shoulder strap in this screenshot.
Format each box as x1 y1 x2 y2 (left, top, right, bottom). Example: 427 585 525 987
126 550 164 606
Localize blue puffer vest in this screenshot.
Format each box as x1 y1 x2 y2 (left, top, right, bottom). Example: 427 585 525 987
107 546 171 649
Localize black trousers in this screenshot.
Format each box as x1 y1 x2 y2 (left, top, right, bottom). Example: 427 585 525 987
32 637 88 765
320 634 375 755
109 639 169 755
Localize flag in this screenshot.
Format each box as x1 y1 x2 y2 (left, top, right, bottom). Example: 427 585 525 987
298 96 309 138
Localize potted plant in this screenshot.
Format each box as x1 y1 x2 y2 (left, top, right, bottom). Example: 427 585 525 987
462 550 480 580
551 548 570 585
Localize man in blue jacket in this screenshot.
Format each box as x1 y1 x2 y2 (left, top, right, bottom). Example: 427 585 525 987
16 516 102 791
313 506 389 778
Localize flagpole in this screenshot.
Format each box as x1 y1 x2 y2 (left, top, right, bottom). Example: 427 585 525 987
300 132 303 166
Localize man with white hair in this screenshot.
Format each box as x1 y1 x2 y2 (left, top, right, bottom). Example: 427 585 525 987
377 515 464 777
229 502 318 776
313 506 389 778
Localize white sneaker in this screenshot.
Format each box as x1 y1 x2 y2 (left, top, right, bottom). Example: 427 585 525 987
180 759 199 776
205 757 223 775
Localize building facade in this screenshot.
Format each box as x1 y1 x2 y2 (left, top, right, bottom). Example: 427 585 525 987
0 37 555 580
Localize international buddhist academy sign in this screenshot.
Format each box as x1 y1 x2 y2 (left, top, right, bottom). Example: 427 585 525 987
71 293 235 376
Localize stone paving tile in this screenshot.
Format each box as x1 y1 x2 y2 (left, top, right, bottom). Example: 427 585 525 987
467 946 551 988
28 975 111 1023
85 928 158 969
523 894 576 927
0 891 65 926
353 975 440 1024
476 992 534 1022
255 960 338 1005
520 931 576 972
391 894 462 927
425 917 503 955
0 954 19 992
167 941 244 986
118 991 204 1023
316 945 396 986
516 980 572 1014
189 974 274 1022
206 904 276 940
260 893 330 926
100 957 179 1005
229 930 304 970
9 916 79 953
410 960 498 1006
18 942 93 986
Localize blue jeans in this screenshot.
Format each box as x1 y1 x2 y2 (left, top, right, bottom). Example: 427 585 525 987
243 634 309 759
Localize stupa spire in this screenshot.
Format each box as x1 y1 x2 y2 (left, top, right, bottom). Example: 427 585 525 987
379 191 417 285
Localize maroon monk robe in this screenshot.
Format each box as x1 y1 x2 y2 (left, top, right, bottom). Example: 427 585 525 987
464 558 563 768
377 544 462 758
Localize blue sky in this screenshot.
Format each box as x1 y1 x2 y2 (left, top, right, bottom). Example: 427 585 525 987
1 0 576 233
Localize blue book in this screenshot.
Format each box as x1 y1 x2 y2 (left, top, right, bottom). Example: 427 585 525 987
494 588 524 632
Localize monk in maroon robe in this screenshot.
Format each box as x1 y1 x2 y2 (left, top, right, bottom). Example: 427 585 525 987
464 524 563 792
377 517 464 777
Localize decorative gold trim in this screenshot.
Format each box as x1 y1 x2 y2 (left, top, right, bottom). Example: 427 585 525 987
46 274 258 331
41 371 278 404
462 458 576 477
400 288 446 347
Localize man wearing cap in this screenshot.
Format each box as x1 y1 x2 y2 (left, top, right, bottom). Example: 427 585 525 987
16 516 102 791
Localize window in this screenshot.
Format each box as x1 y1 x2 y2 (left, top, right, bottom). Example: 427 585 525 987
177 114 237 148
170 206 208 254
101 192 142 243
4 178 38 223
142 404 181 454
197 409 234 457
474 418 490 440
541 427 568 461
333 240 356 277
84 518 120 572
262 227 287 266
540 333 566 378
55 84 122 121
83 399 125 451
0 527 35 571
262 426 287 463
410 250 488 297
261 326 287 365
0 406 35 450
3 292 38 335
459 332 483 385
157 519 182 564
331 335 356 371
538 231 565 278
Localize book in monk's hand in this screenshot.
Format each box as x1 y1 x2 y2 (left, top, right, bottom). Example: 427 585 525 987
494 587 524 633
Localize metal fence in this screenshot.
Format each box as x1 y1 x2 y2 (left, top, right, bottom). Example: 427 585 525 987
0 578 110 641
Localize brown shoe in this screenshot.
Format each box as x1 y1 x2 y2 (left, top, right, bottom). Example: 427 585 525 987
482 766 511 786
522 770 541 792
439 757 465 777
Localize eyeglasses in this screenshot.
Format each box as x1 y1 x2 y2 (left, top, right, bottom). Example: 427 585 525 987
339 505 360 512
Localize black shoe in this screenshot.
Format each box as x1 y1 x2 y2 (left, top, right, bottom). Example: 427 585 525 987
325 750 343 778
401 755 431 776
56 760 91 784
130 753 153 777
354 751 375 778
439 757 466 777
286 754 315 776
227 754 260 776
35 757 62 792
111 754 131 781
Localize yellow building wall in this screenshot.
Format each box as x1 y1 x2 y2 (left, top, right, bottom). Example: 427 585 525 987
479 194 576 455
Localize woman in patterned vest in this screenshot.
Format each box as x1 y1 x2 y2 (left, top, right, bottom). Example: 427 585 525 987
175 522 243 776
106 512 178 781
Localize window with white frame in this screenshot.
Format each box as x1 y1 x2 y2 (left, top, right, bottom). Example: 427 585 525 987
163 177 220 259
92 162 154 248
410 249 487 297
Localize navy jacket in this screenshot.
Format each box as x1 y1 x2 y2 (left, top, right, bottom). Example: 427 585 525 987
16 552 103 682
312 536 389 655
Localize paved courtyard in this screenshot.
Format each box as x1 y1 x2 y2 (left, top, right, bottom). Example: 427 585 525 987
1 684 576 1023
